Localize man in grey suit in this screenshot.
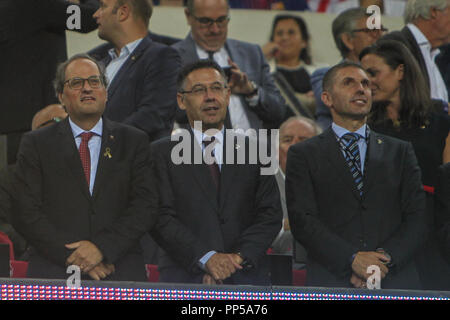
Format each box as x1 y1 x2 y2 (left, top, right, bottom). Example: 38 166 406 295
272 116 321 263
172 0 286 132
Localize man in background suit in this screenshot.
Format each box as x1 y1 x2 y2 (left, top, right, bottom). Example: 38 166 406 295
311 7 384 130
88 0 181 142
0 0 98 164
150 60 281 285
272 116 321 264
382 0 450 110
172 0 286 132
12 54 157 281
286 62 427 289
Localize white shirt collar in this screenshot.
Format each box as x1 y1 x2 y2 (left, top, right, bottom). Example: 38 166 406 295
69 117 103 138
407 23 441 57
108 38 143 60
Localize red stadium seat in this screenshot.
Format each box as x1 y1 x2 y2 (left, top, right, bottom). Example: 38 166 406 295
0 231 28 278
145 264 160 282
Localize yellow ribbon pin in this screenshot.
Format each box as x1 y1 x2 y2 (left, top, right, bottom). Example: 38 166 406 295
104 147 112 159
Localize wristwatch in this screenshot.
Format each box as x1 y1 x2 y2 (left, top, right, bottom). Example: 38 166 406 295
236 252 254 270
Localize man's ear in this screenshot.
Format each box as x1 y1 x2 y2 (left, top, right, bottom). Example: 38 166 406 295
185 8 192 26
177 93 186 110
340 33 354 52
117 2 131 22
321 91 333 110
58 92 64 105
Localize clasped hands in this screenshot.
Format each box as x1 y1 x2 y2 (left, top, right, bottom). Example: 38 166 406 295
65 240 114 281
350 251 390 288
202 253 244 285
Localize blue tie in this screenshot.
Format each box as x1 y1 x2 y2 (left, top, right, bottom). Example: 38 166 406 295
341 133 363 196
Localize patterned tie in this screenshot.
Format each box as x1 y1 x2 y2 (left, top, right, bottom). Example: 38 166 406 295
203 137 220 188
78 132 94 187
340 132 363 196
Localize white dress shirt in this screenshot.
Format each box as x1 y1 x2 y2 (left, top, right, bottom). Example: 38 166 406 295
407 23 448 102
69 117 103 194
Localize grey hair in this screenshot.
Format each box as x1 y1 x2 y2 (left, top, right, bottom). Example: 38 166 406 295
53 53 108 96
332 7 370 59
279 116 323 137
404 0 450 24
185 0 229 15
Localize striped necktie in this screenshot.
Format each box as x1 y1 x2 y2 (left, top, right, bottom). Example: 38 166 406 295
340 132 363 196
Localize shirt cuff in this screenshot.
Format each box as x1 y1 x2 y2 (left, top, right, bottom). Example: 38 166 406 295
198 250 217 271
245 92 260 107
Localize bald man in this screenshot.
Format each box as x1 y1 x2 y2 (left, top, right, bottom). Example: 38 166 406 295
31 104 68 131
272 116 321 261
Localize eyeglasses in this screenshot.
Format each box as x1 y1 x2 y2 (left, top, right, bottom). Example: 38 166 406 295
37 117 64 129
64 76 104 90
351 27 388 34
191 14 230 28
179 83 228 96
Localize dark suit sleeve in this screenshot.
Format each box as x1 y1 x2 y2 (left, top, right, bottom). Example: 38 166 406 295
233 169 282 267
311 67 332 130
378 142 427 270
91 131 159 264
38 0 99 33
122 46 181 141
149 141 212 273
436 163 450 259
11 133 72 267
286 143 359 279
249 45 287 128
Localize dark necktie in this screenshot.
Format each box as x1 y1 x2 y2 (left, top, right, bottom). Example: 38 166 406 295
206 51 215 61
340 132 363 196
78 132 94 187
203 137 220 188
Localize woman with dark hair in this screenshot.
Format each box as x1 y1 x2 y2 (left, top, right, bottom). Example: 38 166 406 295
360 39 450 291
262 14 320 119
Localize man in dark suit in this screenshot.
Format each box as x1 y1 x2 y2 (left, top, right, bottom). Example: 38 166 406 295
286 62 427 289
0 0 98 164
11 54 158 281
88 0 181 142
382 0 450 107
172 0 286 131
150 60 282 285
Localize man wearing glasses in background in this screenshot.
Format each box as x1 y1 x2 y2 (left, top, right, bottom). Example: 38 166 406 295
173 0 287 134
11 54 158 281
311 7 387 130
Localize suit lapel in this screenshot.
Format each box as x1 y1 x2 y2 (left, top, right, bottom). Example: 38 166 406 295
402 27 430 85
92 118 116 199
321 128 361 201
58 119 91 199
179 33 201 65
362 131 384 197
107 36 151 100
186 129 219 210
218 131 239 209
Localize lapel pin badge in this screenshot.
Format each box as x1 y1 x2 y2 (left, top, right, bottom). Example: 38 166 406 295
235 144 240 150
104 147 112 159
377 139 383 144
